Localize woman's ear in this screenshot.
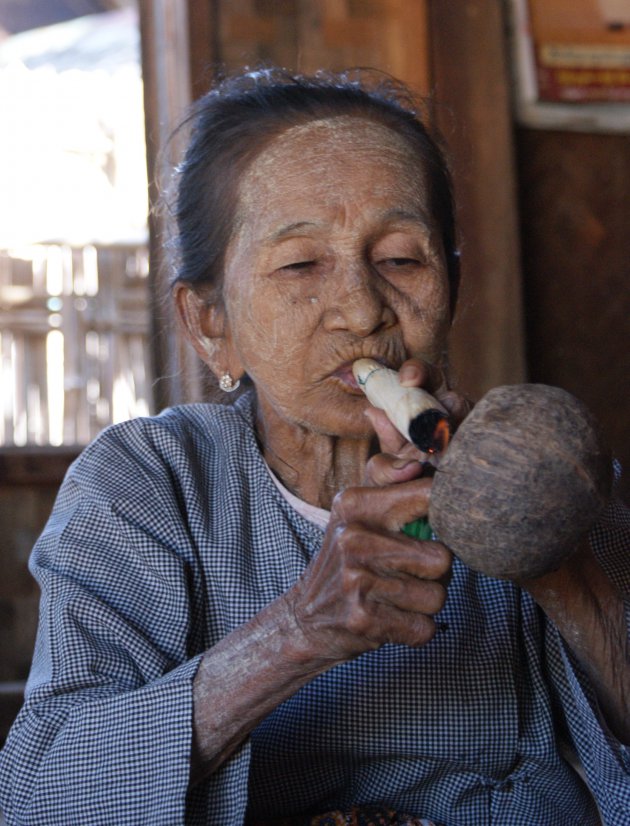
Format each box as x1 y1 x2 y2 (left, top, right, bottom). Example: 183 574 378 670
173 283 243 381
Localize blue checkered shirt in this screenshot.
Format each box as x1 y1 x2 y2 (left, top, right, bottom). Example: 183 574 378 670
1 392 629 825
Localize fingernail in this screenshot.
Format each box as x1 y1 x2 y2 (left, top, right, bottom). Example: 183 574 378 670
392 458 415 470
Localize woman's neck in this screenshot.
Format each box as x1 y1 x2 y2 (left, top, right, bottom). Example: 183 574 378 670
255 400 373 511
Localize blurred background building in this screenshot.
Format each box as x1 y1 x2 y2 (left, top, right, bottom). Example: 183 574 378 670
0 1 150 449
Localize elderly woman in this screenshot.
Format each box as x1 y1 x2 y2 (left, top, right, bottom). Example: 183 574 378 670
0 69 628 826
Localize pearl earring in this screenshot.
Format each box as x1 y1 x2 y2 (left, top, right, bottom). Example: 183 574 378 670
219 372 240 393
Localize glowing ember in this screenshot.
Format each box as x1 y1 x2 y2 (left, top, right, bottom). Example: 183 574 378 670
429 418 451 454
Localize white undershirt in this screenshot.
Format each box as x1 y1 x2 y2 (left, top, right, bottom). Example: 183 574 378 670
264 462 331 532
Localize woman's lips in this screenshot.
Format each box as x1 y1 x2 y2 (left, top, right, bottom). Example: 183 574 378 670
331 362 361 391
330 357 394 393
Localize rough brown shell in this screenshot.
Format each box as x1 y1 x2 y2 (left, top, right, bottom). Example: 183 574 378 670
428 384 612 580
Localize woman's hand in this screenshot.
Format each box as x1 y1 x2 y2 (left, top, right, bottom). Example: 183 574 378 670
283 358 461 667
363 357 473 466
285 479 452 666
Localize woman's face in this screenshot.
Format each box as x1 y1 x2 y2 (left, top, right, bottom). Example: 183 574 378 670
222 116 451 439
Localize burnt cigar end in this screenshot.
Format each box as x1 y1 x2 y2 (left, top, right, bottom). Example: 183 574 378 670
408 409 450 453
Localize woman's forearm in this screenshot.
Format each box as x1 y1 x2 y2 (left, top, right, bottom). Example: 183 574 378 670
523 543 630 743
190 474 451 784
190 593 333 784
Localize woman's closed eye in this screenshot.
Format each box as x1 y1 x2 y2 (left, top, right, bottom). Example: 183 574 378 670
280 260 316 272
384 257 420 266
377 257 424 270
371 229 433 272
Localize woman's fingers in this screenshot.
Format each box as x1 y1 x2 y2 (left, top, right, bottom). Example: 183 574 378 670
361 532 451 581
333 585 444 649
398 357 447 394
332 521 451 581
364 604 439 648
439 390 474 429
333 479 432 532
364 407 407 455
365 452 424 487
288 477 453 663
366 574 446 617
292 523 451 658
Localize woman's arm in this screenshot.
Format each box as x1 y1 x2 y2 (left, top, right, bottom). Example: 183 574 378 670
192 358 463 782
191 470 451 782
397 360 630 744
522 541 630 743
191 593 325 782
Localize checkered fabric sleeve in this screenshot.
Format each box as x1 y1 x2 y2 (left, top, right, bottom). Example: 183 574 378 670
548 479 630 826
0 408 256 825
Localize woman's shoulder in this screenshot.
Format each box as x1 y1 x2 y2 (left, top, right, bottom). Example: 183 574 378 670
149 391 256 446
65 391 259 499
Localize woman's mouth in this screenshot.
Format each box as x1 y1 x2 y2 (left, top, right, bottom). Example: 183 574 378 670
331 362 361 391
330 357 394 393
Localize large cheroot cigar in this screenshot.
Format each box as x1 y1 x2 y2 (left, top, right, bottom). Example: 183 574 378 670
352 358 450 454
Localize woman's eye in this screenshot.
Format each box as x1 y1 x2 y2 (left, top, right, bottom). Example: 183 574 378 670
379 257 420 268
280 260 316 272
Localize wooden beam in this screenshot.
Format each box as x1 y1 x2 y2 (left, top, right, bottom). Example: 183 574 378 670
188 0 220 99
0 447 79 486
296 0 430 95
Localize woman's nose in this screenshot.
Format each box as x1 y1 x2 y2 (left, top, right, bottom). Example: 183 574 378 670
322 266 396 337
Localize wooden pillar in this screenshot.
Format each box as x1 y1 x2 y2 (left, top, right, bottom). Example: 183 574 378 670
138 0 205 408
188 0 220 99
429 0 527 400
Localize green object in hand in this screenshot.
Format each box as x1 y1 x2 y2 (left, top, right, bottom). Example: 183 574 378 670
402 517 433 541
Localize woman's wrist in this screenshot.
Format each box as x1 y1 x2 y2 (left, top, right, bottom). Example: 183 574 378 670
521 542 630 743
518 542 589 604
191 592 338 783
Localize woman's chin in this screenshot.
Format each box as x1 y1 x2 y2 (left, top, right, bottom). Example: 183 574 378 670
257 387 374 440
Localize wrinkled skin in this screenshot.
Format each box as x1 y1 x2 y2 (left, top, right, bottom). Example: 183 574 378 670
222 118 450 445
193 119 463 664
177 117 629 785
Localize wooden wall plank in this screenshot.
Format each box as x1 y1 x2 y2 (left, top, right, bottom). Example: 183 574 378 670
186 0 431 92
516 128 630 503
0 447 79 486
188 0 220 99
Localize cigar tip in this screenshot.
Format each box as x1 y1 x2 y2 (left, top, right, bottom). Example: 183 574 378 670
409 410 450 453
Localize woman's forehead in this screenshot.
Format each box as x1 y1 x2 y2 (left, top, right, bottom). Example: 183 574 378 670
235 115 429 216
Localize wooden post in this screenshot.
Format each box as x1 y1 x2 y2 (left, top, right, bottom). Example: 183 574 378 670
428 0 527 400
138 0 204 409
